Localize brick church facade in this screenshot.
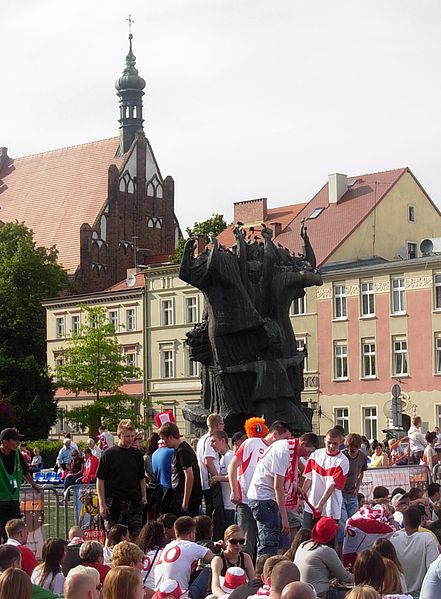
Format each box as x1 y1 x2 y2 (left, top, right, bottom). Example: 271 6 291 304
0 34 180 294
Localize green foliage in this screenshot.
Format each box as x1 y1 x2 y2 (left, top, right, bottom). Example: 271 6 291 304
0 222 67 439
26 440 63 469
56 306 142 436
170 213 227 264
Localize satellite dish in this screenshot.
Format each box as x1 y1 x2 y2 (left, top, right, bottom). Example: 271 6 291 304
126 273 136 287
395 246 407 260
420 239 434 256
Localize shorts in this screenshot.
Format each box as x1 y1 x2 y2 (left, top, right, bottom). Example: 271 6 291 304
106 497 143 536
287 509 302 529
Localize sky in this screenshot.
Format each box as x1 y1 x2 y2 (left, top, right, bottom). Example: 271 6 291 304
2 1 441 232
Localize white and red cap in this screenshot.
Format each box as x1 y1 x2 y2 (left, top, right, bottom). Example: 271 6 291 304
221 567 247 593
155 580 183 599
154 410 176 429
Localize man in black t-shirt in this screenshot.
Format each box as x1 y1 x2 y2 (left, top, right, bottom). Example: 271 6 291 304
96 419 146 538
159 422 202 517
0 428 42 542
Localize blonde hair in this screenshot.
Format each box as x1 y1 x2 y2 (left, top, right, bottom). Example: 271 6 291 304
0 568 32 599
103 566 142 599
66 565 100 586
381 558 404 595
224 524 242 542
345 586 380 599
117 419 135 433
111 541 144 567
207 413 223 429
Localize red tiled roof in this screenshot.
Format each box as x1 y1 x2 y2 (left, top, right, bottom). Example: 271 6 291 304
275 168 415 265
105 272 145 292
217 202 308 247
0 138 124 274
55 381 143 398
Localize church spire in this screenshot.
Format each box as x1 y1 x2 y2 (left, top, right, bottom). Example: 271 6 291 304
115 18 146 154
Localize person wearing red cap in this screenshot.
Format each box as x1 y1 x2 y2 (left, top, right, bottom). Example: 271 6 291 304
294 517 353 598
228 420 291 557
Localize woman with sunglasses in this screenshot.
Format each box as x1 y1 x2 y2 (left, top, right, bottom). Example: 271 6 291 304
211 525 255 597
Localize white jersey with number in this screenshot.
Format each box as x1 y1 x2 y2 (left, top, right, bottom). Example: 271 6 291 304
142 548 162 589
235 437 268 505
154 540 209 592
247 439 291 502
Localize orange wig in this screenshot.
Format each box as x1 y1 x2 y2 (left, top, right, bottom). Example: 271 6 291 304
244 417 269 438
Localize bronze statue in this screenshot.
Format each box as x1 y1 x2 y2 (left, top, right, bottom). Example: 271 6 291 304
179 224 323 434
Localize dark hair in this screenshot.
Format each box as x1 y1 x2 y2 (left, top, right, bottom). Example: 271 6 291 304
210 430 229 443
426 431 437 444
270 561 300 592
372 538 403 573
0 545 21 570
107 524 129 547
373 486 389 499
232 432 246 445
404 507 422 529
268 421 290 434
147 433 160 455
408 487 423 500
159 422 180 439
428 482 441 498
284 528 311 561
38 538 67 591
255 555 270 576
157 513 177 530
194 515 213 541
332 425 345 435
299 432 320 449
391 487 406 498
353 548 386 591
137 521 166 552
83 448 92 456
357 493 365 504
174 516 195 537
326 427 343 439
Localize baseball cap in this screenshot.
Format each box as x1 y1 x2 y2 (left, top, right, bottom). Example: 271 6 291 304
0 428 24 442
391 493 409 508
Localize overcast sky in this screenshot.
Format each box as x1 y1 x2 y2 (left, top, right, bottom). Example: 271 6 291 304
2 1 441 232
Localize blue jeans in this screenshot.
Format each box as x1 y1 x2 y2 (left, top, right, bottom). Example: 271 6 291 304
188 567 210 599
236 503 258 558
338 494 359 542
249 499 283 556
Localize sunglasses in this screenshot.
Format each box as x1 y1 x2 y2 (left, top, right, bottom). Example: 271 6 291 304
229 538 245 545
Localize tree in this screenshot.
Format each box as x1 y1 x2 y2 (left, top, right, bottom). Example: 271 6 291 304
171 213 227 264
56 305 142 437
0 222 67 439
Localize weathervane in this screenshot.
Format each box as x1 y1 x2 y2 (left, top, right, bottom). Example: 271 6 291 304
126 13 134 37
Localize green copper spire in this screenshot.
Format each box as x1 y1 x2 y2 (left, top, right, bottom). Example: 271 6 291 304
115 34 146 92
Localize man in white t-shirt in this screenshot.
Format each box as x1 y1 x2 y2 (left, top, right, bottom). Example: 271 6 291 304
390 507 439 598
248 438 297 556
210 430 235 531
196 413 224 520
228 420 291 557
301 427 349 531
408 416 427 464
155 516 214 599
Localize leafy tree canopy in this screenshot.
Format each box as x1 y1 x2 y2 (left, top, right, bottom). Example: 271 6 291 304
56 305 142 436
171 213 227 264
0 222 67 439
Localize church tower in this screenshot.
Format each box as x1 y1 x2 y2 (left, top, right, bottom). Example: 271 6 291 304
115 33 146 154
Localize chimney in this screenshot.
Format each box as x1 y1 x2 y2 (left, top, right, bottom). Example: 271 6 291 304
0 147 10 172
270 222 282 236
328 173 348 204
234 198 267 225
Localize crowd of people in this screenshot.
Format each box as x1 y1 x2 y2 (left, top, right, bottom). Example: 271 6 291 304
0 413 440 599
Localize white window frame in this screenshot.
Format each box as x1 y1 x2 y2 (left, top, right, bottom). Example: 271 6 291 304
126 308 136 331
334 341 348 380
55 316 65 339
360 281 375 317
391 277 406 314
160 346 175 378
108 309 119 331
434 274 441 310
435 334 441 374
436 405 441 429
296 337 308 372
333 284 347 319
392 335 408 376
185 297 198 324
70 314 80 335
334 407 350 435
161 299 174 326
361 339 376 378
362 406 378 442
290 294 306 316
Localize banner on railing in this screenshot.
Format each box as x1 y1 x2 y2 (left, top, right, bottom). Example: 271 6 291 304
72 485 105 543
360 465 429 501
20 488 45 560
